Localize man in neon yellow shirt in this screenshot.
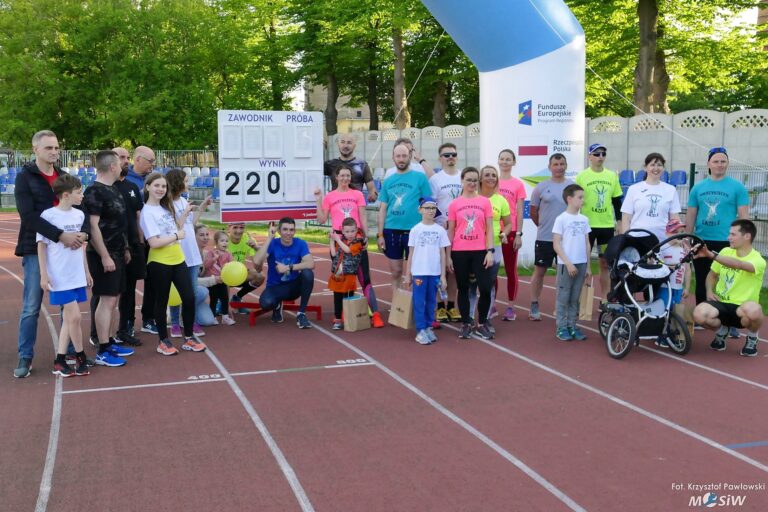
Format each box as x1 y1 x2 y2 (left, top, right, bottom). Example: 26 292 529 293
227 223 265 311
693 219 765 357
576 143 622 299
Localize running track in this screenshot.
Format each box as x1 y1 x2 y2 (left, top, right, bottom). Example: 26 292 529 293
2 213 767 511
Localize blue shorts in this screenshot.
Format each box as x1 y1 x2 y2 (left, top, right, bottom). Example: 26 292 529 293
657 287 682 306
50 286 88 306
383 229 410 260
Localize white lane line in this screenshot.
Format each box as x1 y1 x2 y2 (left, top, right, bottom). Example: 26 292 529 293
298 316 586 512
0 265 62 512
204 348 315 512
373 294 768 475
62 362 375 395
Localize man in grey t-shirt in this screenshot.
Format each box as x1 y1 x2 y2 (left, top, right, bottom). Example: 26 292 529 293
528 153 572 320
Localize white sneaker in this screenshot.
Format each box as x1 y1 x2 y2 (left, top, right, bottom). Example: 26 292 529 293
415 329 432 345
222 315 236 326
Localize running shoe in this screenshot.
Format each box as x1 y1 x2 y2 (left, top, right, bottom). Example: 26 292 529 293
14 358 32 378
488 306 499 319
170 324 183 338
426 327 438 342
108 341 134 357
231 294 249 315
156 339 179 356
115 330 142 346
447 307 461 323
436 307 449 323
415 329 432 345
741 336 758 357
528 302 541 321
503 307 517 321
458 323 472 339
141 319 159 335
569 327 588 341
95 350 127 367
74 354 90 376
485 318 496 335
371 312 385 328
182 337 207 352
221 315 236 326
475 324 494 340
192 323 206 337
654 336 670 348
89 336 99 347
296 312 312 329
271 302 284 323
65 354 96 367
556 328 573 341
332 318 343 330
52 360 75 377
710 336 727 351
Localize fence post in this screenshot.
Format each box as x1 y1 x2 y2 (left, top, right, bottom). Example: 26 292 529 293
688 162 696 191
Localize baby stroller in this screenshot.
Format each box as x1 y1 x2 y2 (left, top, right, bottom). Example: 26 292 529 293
597 229 703 359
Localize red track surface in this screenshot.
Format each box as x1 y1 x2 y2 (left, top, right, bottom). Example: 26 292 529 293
3 213 768 511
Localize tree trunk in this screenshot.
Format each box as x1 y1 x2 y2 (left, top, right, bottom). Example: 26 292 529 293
632 0 658 115
325 71 338 136
651 22 670 113
268 18 283 110
432 80 447 127
367 44 379 130
392 27 410 129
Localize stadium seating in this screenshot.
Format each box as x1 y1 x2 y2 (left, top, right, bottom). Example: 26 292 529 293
669 170 686 186
619 169 634 186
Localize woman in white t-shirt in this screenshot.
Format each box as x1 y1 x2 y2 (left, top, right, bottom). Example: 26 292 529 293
166 169 212 338
140 172 203 356
620 152 681 242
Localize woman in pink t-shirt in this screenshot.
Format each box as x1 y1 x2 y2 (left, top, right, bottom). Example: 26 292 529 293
497 149 527 321
447 167 495 340
314 164 383 327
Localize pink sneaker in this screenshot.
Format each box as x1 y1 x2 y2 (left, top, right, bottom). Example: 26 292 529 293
192 323 206 337
502 307 517 321
170 324 183 338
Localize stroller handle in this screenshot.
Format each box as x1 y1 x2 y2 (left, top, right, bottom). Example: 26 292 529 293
645 232 705 264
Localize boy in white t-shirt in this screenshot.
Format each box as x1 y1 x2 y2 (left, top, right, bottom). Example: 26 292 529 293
403 197 450 345
37 174 92 377
552 184 592 342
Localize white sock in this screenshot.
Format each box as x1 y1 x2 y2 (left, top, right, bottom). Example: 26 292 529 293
747 330 758 339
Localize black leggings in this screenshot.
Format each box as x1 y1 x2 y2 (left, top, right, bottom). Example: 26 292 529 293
209 283 229 316
452 250 494 324
146 261 195 340
693 240 730 305
334 291 354 319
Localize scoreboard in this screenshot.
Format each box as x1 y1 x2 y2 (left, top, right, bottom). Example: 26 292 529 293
217 110 324 223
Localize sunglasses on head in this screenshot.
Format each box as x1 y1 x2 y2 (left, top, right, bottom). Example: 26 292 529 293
591 151 606 157
708 147 727 157
440 152 458 158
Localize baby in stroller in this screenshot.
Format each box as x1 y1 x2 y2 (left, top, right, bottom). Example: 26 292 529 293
598 228 700 359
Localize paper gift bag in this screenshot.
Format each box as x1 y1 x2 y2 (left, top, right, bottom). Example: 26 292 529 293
343 295 370 332
674 303 695 338
578 278 594 321
388 288 414 329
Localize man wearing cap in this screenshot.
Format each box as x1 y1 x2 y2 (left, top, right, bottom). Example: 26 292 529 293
693 219 764 357
377 142 432 295
685 147 749 336
576 143 622 299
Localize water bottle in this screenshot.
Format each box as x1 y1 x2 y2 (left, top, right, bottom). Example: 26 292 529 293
439 285 448 302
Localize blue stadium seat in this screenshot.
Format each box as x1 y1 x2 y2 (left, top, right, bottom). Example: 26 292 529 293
621 185 629 196
212 187 220 200
204 177 214 187
194 177 204 187
210 168 219 177
635 170 647 182
660 170 669 183
619 169 634 186
669 170 686 186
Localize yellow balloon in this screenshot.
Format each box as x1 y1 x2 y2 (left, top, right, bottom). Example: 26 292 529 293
221 261 248 287
168 284 182 306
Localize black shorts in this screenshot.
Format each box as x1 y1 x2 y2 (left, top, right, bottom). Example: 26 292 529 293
589 227 614 256
704 301 743 328
126 244 147 281
534 241 557 268
383 229 410 261
87 250 126 297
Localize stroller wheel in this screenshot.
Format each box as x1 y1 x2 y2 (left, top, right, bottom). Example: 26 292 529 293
665 312 692 355
606 313 636 359
598 310 613 341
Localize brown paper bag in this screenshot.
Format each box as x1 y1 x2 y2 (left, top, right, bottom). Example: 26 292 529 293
343 295 370 332
674 303 695 337
579 278 594 321
388 288 414 329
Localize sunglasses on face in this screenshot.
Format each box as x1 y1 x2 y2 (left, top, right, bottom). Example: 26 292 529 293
440 152 458 158
591 151 606 157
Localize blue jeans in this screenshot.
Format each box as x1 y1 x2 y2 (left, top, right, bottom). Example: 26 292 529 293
170 264 199 326
260 269 314 313
19 255 43 359
413 275 439 331
194 285 216 326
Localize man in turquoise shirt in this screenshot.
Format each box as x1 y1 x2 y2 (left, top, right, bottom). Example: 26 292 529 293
377 142 432 295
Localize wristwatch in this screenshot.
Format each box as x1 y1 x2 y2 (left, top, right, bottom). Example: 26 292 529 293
515 232 523 236
289 263 294 272
486 248 495 253
418 159 426 164
711 250 719 261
